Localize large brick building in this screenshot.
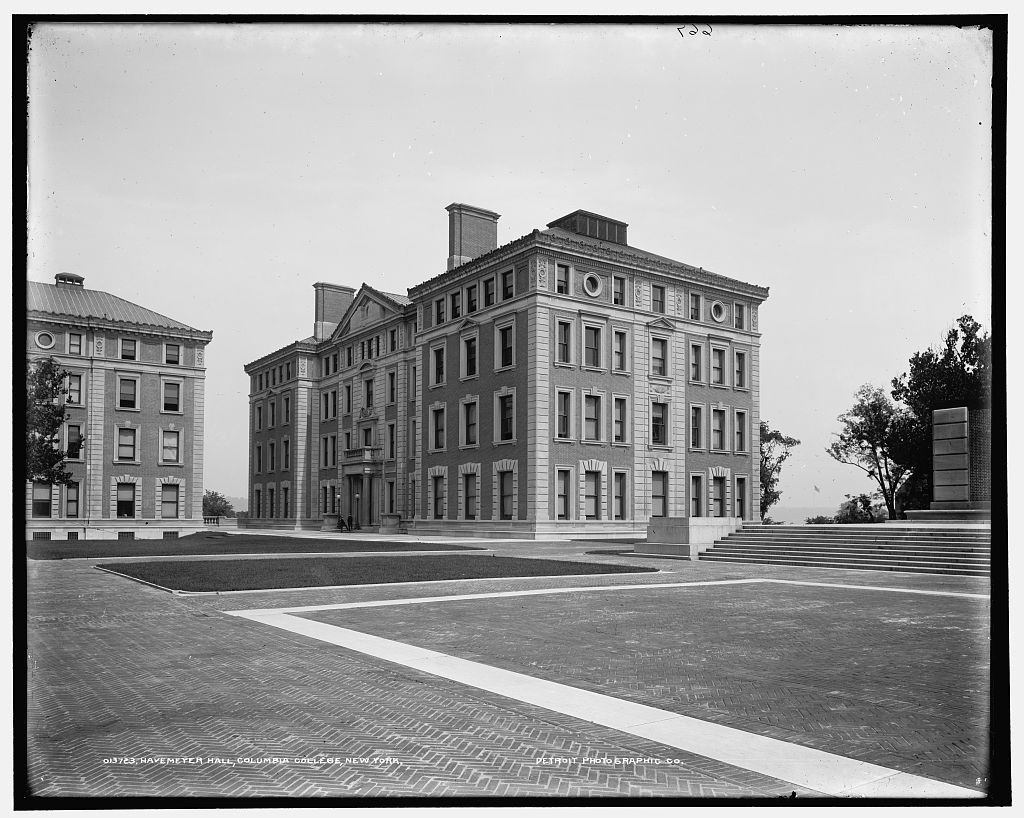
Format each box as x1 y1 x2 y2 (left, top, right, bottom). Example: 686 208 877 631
243 204 768 538
26 273 213 540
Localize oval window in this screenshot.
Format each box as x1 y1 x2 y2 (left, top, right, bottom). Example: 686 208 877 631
710 301 726 323
35 331 55 349
582 273 603 297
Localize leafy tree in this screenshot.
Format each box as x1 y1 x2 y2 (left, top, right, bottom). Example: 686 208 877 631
890 315 991 510
203 490 235 518
25 357 75 486
761 517 785 526
760 421 800 519
833 492 887 523
805 515 835 524
826 384 915 519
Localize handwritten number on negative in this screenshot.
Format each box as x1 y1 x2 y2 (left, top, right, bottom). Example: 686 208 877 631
678 24 712 37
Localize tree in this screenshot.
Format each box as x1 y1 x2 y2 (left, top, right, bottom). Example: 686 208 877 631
890 315 991 510
203 490 235 518
25 357 75 486
805 515 835 524
833 492 887 523
760 421 800 519
826 384 915 520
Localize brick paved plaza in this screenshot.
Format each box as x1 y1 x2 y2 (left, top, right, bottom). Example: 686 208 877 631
25 538 993 801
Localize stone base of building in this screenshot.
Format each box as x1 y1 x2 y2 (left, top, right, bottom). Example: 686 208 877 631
26 518 207 541
641 516 745 559
405 518 648 540
904 504 992 523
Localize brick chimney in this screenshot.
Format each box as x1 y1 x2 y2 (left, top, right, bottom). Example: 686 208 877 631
446 203 500 270
313 282 355 341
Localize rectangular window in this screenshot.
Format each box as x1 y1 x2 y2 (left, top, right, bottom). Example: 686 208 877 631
67 374 82 405
390 328 398 351
556 263 570 294
735 352 747 388
613 331 627 371
652 285 665 313
584 395 601 441
652 338 667 377
388 423 396 459
269 401 277 427
499 325 513 368
165 343 180 365
69 333 82 355
269 441 276 471
712 349 725 384
388 371 397 403
346 346 353 367
499 471 513 520
118 378 137 410
652 402 668 446
652 472 667 518
613 397 627 443
435 299 445 324
499 394 514 441
258 443 265 472
484 278 495 307
690 406 703 448
117 483 136 518
345 385 352 414
464 401 477 445
66 482 79 518
690 344 702 381
321 393 329 420
712 409 725 450
163 382 181 412
433 476 444 519
713 476 726 517
556 321 571 364
689 293 701 321
614 472 627 520
331 435 338 465
362 428 371 447
613 276 625 306
284 439 291 469
464 474 477 520
433 346 445 385
268 487 275 517
433 407 445 450
283 486 290 517
501 269 514 299
284 396 290 423
736 477 747 520
734 304 745 330
736 411 747 452
464 337 477 377
450 292 462 320
67 425 82 459
32 482 51 518
117 428 136 461
556 391 571 439
286 362 292 379
161 484 179 519
256 405 263 430
691 475 703 517
162 430 180 463
584 326 601 367
556 470 571 520
410 419 416 451
584 471 601 519
330 390 337 418
364 379 374 408
120 339 136 360
466 284 478 313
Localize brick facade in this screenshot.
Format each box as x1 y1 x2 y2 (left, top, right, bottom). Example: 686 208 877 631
243 206 769 539
26 276 213 540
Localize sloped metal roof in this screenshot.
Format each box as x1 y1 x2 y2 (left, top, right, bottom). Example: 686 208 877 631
27 281 205 332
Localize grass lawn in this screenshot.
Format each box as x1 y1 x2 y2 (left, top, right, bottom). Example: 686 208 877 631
28 532 482 561
98 554 657 592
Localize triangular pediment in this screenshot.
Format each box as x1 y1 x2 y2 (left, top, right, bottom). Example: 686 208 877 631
330 285 401 342
456 318 479 334
646 317 676 331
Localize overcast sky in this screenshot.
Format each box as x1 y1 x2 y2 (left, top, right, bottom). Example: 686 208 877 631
26 22 993 513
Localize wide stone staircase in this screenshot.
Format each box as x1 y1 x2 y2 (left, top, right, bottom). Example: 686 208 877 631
699 523 991 576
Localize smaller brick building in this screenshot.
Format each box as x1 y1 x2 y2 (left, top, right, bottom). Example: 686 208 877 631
26 273 213 541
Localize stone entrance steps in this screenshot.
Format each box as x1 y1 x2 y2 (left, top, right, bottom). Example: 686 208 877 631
699 524 991 577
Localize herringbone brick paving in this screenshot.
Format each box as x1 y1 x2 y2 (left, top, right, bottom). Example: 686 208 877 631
26 539 990 798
